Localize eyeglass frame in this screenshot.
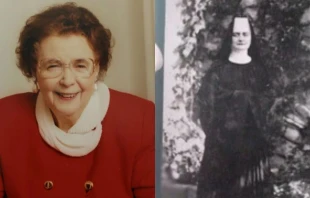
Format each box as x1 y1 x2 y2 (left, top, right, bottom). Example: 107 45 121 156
37 58 98 79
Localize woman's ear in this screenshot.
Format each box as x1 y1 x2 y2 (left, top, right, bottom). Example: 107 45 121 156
93 64 100 78
32 78 40 93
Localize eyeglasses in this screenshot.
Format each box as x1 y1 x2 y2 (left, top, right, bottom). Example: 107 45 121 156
38 58 96 79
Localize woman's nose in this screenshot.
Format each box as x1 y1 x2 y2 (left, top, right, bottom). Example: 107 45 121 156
238 36 244 41
60 67 75 86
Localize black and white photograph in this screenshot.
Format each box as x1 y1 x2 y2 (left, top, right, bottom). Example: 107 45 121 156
162 0 310 197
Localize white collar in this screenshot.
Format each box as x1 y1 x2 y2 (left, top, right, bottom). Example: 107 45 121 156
35 82 110 157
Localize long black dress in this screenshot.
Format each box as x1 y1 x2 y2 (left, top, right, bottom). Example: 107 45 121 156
196 60 273 198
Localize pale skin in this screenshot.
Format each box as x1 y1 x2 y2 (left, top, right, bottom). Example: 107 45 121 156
229 17 252 64
35 34 99 132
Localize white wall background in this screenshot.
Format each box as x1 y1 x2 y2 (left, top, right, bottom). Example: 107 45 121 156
0 0 154 101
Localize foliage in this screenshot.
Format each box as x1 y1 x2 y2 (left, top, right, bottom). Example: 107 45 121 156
163 0 310 196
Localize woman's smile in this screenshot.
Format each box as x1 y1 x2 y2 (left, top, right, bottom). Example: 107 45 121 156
55 92 80 101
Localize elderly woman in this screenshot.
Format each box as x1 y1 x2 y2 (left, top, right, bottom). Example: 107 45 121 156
0 3 154 198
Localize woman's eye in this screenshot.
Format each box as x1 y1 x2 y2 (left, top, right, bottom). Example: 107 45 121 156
47 64 60 69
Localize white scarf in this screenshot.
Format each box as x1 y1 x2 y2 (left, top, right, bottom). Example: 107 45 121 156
35 82 110 157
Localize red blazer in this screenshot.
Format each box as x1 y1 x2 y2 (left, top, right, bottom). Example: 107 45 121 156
0 89 155 198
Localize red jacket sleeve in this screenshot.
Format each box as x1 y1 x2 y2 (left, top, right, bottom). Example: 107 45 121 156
131 101 155 198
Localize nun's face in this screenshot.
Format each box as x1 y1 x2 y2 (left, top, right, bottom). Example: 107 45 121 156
231 17 252 51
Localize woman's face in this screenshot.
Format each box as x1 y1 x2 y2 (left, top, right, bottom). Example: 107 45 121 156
231 17 252 51
36 34 99 118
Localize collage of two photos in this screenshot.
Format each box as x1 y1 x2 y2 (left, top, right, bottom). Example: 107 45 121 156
1 0 310 198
